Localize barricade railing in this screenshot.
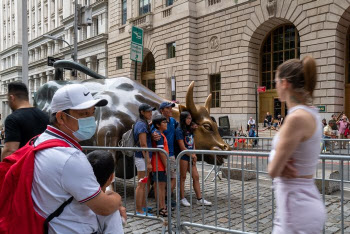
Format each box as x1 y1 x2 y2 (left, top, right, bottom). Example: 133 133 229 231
175 149 350 234
82 146 172 234
222 137 350 181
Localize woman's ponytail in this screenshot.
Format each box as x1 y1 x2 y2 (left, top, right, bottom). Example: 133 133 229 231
302 56 317 98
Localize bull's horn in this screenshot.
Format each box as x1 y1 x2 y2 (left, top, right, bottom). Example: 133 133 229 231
204 94 212 114
186 81 198 117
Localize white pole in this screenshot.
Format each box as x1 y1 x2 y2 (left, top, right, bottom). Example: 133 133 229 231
21 0 28 86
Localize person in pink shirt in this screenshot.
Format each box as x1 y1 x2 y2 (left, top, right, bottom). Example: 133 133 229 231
337 116 350 149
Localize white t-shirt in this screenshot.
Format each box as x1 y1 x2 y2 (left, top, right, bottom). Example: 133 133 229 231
97 211 124 234
31 126 101 234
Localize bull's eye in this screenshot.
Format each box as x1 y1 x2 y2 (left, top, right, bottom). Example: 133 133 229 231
203 123 213 131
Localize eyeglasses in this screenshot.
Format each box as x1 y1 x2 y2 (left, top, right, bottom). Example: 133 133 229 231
161 121 167 124
186 117 192 120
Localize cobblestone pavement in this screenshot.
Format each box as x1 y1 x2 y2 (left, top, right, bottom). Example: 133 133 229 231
117 172 350 234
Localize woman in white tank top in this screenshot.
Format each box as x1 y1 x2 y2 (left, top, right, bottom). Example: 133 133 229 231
268 56 326 234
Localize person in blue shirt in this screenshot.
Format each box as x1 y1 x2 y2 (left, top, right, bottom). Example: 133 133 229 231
152 102 178 201
176 111 212 207
134 103 156 216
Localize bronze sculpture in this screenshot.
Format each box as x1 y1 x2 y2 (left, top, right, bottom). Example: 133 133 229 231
34 61 230 178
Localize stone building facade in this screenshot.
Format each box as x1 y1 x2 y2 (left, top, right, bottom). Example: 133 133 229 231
0 0 108 122
107 0 350 128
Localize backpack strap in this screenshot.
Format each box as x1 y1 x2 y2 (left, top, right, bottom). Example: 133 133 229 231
43 196 74 234
31 138 75 234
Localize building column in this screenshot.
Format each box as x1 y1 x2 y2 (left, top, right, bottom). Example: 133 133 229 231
28 76 34 99
41 45 45 60
35 48 39 61
54 40 59 54
102 12 107 34
33 74 39 92
97 53 106 77
47 42 52 56
29 50 33 63
46 70 54 81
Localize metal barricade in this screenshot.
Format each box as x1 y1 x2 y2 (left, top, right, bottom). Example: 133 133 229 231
82 146 172 234
175 150 350 234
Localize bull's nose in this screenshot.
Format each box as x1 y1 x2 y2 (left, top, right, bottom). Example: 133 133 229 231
222 144 229 151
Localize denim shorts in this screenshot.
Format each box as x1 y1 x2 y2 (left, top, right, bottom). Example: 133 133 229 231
180 155 190 162
152 171 167 182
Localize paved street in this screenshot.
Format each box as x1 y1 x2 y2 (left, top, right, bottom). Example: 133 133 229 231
117 169 350 234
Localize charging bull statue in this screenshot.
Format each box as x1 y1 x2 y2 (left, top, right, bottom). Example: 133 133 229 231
34 61 230 178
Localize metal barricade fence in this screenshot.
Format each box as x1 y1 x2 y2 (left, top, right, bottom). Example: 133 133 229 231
222 137 350 181
82 146 172 234
175 150 350 234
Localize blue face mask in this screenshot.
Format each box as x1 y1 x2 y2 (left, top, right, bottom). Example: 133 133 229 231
64 113 96 141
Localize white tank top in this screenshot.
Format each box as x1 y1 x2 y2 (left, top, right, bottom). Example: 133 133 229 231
269 105 322 176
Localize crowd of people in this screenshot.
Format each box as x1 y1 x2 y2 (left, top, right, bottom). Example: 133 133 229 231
322 113 350 152
0 55 331 233
0 81 212 233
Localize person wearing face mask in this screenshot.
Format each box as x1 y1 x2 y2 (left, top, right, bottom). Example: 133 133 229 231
31 84 122 234
1 82 49 161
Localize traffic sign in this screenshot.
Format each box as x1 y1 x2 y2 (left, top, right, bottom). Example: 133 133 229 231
317 105 326 112
130 26 143 63
47 57 61 66
257 86 266 93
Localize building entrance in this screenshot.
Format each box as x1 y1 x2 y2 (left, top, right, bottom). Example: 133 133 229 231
141 53 155 92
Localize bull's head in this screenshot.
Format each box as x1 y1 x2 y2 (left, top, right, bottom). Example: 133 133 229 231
179 82 230 165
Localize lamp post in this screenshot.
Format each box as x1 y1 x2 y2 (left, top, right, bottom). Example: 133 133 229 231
43 35 75 61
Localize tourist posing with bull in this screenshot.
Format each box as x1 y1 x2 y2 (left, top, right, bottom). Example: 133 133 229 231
134 103 156 216
152 101 178 208
268 56 326 233
176 111 212 207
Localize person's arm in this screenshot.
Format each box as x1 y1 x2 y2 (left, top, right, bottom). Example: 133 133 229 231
268 114 305 178
139 132 152 172
85 190 122 216
1 116 21 160
1 141 20 160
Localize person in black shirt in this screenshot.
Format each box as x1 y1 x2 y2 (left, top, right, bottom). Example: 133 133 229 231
1 82 49 161
264 112 273 127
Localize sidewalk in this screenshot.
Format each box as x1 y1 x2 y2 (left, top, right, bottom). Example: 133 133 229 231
118 171 350 234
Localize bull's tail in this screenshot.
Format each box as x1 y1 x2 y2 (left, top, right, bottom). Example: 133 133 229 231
53 60 106 80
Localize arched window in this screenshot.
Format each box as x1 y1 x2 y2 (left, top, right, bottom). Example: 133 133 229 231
261 25 300 90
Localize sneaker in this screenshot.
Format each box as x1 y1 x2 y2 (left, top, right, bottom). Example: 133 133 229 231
180 198 190 207
136 211 154 217
142 207 152 212
196 198 212 206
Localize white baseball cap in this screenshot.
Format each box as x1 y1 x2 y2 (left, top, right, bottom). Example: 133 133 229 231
50 84 108 113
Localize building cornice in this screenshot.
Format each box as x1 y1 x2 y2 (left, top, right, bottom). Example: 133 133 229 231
61 33 108 54
0 45 22 56
0 66 22 76
28 26 65 48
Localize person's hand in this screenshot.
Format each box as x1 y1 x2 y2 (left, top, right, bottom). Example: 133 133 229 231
280 159 297 179
119 206 127 221
147 163 152 173
192 154 197 165
152 132 161 141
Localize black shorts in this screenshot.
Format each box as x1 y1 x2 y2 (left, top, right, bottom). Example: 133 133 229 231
152 171 167 182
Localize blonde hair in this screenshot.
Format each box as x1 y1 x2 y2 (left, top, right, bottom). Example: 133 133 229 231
277 56 317 102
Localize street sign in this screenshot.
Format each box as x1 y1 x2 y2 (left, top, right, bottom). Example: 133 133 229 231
318 105 326 112
130 26 143 63
257 86 266 93
47 57 61 66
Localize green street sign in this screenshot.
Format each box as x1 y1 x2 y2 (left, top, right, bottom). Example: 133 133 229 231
318 105 326 112
131 26 143 63
131 26 143 45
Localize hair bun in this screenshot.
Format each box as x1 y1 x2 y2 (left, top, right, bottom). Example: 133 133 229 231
302 56 317 98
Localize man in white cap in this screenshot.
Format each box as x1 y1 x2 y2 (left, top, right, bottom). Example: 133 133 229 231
31 84 121 233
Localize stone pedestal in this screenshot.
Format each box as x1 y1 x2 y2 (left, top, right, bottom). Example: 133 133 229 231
315 171 340 195
221 163 256 181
